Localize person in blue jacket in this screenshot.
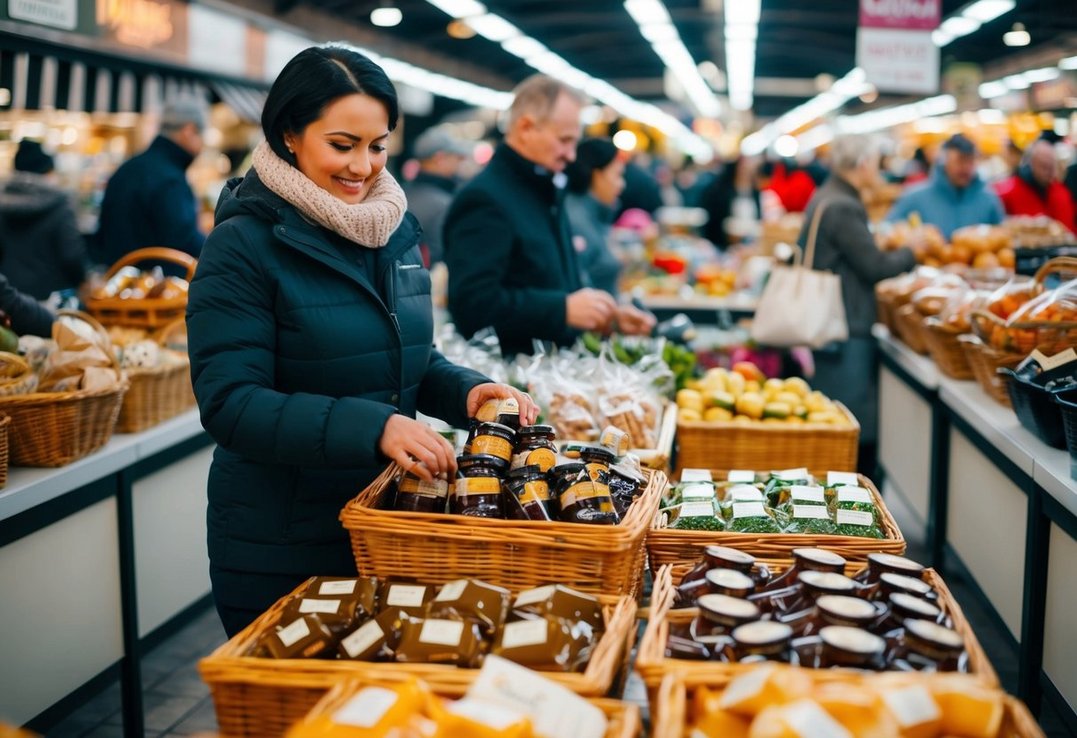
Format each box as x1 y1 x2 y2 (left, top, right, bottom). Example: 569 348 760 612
886 133 1004 239
186 45 535 636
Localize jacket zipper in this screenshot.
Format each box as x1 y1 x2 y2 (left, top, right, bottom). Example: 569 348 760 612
387 260 402 334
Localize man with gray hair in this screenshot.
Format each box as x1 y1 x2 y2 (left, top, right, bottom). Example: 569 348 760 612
444 74 654 356
94 96 208 266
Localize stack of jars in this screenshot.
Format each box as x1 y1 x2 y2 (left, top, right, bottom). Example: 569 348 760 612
667 546 969 674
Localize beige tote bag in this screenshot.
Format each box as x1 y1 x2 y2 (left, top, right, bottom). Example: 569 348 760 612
750 202 849 348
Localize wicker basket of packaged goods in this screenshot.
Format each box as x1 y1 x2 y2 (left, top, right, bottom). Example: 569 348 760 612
875 266 943 340
113 318 196 433
85 247 196 329
647 472 904 581
922 318 975 379
199 576 638 738
650 668 1042 738
285 675 642 738
960 335 1022 407
340 463 665 598
635 562 999 696
0 311 128 467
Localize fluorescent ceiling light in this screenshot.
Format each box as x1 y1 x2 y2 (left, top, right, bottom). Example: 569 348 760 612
1003 24 1030 46
465 13 519 41
1060 56 1077 70
1023 67 1060 84
612 130 638 151
774 134 798 158
978 108 1006 123
724 24 758 41
941 16 980 36
501 36 546 59
426 0 484 18
932 28 955 46
725 0 760 25
641 23 678 43
978 80 1008 98
1004 74 1029 89
370 7 402 27
961 0 1015 23
624 0 670 25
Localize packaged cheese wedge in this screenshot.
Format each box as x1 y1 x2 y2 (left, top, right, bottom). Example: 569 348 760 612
430 698 533 738
690 706 751 738
812 682 899 738
749 699 853 738
718 666 812 717
930 676 1005 738
287 679 429 738
879 684 943 738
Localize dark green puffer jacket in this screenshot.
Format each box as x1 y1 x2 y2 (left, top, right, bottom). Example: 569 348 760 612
187 170 487 580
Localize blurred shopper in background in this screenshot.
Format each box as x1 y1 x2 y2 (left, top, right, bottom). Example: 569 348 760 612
798 134 917 477
886 133 1004 239
0 271 55 337
404 127 472 266
444 74 653 356
0 140 88 300
996 138 1076 233
564 137 626 296
764 158 816 213
699 155 761 250
618 159 664 216
94 98 208 266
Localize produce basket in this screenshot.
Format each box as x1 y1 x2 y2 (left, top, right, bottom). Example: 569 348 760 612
115 319 195 433
199 579 638 738
341 464 665 598
971 256 1077 356
675 403 859 481
635 564 999 695
921 317 974 380
0 352 37 396
1002 369 1068 449
289 677 641 738
894 302 930 354
646 474 905 582
960 335 1022 407
0 311 128 467
85 247 197 329
650 670 1043 738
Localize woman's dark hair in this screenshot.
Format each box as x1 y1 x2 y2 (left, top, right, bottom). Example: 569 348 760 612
565 138 619 193
261 45 399 163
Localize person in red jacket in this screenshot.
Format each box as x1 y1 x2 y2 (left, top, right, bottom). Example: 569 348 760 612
995 138 1076 233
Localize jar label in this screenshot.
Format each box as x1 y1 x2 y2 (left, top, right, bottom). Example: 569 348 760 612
585 462 610 483
471 434 513 460
518 480 552 504
298 598 341 615
512 447 557 472
419 618 465 647
331 686 398 728
386 584 427 608
560 480 612 509
837 487 873 505
400 476 449 499
789 485 825 503
732 501 767 519
728 485 763 502
792 505 830 520
726 469 754 483
435 580 469 602
681 468 713 482
500 619 549 649
340 619 385 658
455 477 501 496
773 467 810 481
319 580 357 596
836 510 874 527
827 471 861 486
276 618 310 648
514 585 556 607
679 501 716 518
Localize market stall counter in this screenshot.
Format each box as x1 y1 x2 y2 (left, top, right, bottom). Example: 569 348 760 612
0 408 212 735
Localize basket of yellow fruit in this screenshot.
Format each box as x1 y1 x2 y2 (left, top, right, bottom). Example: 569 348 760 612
675 363 859 479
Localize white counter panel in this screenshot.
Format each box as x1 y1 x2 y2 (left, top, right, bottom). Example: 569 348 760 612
879 366 932 525
1044 523 1077 713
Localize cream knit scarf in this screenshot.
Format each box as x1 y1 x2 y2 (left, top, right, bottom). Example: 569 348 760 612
252 140 407 248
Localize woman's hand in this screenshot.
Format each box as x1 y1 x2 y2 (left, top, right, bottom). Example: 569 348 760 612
378 415 457 482
467 383 540 426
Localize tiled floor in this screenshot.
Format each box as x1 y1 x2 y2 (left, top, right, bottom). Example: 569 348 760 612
44 486 1073 737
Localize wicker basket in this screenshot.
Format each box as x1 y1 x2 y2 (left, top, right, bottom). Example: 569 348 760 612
650 670 1044 738
0 311 128 467
199 579 638 738
340 464 666 598
675 403 859 481
85 247 197 329
894 302 930 354
0 413 10 488
115 319 195 433
0 352 37 397
922 318 975 380
289 677 641 738
971 256 1077 356
635 564 999 695
875 289 899 334
647 474 905 582
961 335 1023 407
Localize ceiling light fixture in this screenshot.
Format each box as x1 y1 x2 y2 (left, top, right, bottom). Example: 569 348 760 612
774 134 798 158
934 0 1014 47
370 7 403 27
1023 67 1060 84
612 130 638 151
978 79 1009 98
464 13 519 42
1003 22 1030 46
940 16 980 36
961 0 1015 23
1060 56 1077 70
836 94 957 134
724 0 760 111
931 29 955 46
1004 73 1029 89
426 0 485 18
500 36 546 59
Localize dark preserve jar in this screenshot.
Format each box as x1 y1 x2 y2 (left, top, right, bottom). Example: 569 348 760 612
512 425 558 472
552 460 619 525
875 572 937 603
762 548 847 593
504 465 556 521
452 454 507 518
854 553 926 584
682 545 771 588
691 594 760 647
793 594 882 638
394 472 449 514
816 625 887 669
727 621 797 664
608 462 645 518
466 422 517 462
891 619 968 672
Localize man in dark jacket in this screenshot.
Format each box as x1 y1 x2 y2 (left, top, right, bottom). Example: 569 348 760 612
94 98 207 266
443 74 653 357
404 127 471 266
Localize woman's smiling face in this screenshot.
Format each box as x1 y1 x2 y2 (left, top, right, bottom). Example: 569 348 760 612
284 92 390 204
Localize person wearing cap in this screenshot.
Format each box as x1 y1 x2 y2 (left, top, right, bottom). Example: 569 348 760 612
885 133 1004 240
996 138 1076 234
0 140 88 300
404 127 471 266
94 97 208 266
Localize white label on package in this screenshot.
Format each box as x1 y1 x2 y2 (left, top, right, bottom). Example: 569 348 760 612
680 483 715 500
793 505 830 520
827 471 861 487
729 485 764 502
836 510 875 527
784 699 853 738
331 686 398 728
298 598 341 615
837 487 873 505
448 699 527 730
774 467 810 481
789 485 825 503
500 619 549 649
881 685 941 728
514 585 556 607
340 619 385 658
318 580 357 596
276 618 310 648
386 584 427 608
718 666 774 710
679 501 716 518
419 618 465 646
435 579 469 602
727 469 756 483
681 468 714 482
732 502 767 519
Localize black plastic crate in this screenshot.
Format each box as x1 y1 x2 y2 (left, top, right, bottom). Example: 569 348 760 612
1001 368 1068 449
1055 390 1077 476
